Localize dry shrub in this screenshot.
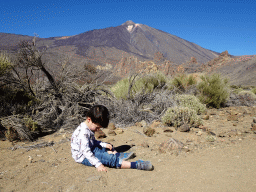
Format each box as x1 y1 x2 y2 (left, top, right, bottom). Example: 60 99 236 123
161 106 202 128
1 115 33 141
176 94 206 114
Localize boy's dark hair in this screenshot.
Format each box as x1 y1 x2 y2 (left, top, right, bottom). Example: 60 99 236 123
86 105 110 128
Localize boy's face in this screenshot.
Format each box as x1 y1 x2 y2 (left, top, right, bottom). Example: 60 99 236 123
86 117 102 132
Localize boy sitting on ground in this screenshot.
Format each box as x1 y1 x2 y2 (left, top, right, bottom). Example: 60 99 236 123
71 105 153 172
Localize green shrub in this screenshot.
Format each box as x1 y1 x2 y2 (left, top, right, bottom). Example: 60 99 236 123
251 88 256 95
176 94 206 114
238 90 256 100
111 77 134 99
0 53 12 76
233 88 243 94
161 106 202 127
23 116 40 132
111 72 167 99
197 73 230 108
170 73 197 92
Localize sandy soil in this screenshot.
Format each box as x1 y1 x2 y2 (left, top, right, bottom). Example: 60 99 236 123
1 106 256 192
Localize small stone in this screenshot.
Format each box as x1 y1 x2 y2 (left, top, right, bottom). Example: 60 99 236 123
107 130 116 136
178 124 190 132
95 129 106 139
59 128 65 133
251 123 256 131
253 117 256 123
196 131 202 136
136 120 147 127
162 127 173 132
28 156 33 163
107 123 116 130
207 131 216 136
218 132 226 137
202 115 210 120
150 120 163 128
143 127 155 137
115 128 124 134
183 148 190 153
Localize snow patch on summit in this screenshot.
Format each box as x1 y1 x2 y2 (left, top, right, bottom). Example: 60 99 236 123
126 23 141 33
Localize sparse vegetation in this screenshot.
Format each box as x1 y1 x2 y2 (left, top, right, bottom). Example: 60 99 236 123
1 38 254 142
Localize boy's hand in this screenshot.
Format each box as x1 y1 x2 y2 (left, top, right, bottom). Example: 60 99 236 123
106 144 113 151
97 164 107 172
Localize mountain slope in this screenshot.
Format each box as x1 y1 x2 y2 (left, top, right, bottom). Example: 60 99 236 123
52 20 218 65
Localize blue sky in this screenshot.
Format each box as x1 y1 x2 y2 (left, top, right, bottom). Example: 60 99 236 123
1 0 255 56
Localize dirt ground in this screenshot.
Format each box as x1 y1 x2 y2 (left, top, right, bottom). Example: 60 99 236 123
1 106 256 192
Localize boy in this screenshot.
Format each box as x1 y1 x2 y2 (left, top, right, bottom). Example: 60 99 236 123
71 105 153 172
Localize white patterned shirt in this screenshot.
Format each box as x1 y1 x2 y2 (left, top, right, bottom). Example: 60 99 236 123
71 122 107 168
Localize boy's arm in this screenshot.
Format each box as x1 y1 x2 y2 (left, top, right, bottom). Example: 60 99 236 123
95 140 113 151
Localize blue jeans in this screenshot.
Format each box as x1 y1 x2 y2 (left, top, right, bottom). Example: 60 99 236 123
81 146 121 168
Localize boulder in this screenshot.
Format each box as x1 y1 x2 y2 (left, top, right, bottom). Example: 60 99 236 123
162 127 173 132
251 123 256 131
95 129 106 139
108 123 116 130
178 124 190 132
108 130 116 136
135 120 147 127
150 120 164 128
115 128 124 134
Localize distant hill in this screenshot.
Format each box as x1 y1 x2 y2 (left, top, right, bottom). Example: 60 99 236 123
202 51 256 86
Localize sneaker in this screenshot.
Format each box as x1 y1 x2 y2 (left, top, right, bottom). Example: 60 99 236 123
136 160 153 171
118 152 135 164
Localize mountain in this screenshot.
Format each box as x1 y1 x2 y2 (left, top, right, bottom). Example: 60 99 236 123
52 20 218 64
1 20 217 64
1 21 255 86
